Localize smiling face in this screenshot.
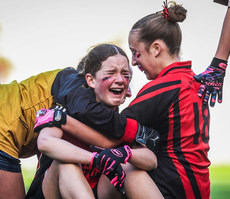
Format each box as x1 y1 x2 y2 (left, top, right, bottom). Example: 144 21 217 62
86 54 130 108
128 31 160 80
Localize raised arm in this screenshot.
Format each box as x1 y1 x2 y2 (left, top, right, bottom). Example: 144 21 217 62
194 4 229 107
215 6 230 59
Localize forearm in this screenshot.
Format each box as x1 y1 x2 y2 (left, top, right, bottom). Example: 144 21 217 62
62 115 121 148
37 127 92 164
215 7 230 60
128 147 157 171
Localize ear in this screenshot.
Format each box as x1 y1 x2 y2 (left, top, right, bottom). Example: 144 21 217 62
149 40 162 57
85 73 95 88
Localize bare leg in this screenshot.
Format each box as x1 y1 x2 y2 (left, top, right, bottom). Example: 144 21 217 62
42 161 95 199
97 163 163 199
0 169 25 199
97 174 123 199
42 161 62 199
58 163 95 199
123 163 163 199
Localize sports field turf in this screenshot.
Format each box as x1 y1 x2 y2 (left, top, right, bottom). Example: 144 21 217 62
22 164 230 198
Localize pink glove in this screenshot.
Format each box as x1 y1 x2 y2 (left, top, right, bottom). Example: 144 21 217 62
34 106 67 132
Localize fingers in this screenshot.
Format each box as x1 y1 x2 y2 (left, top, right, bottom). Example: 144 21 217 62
203 90 210 105
210 89 217 107
197 85 206 98
98 155 118 174
106 165 126 195
193 74 203 82
113 166 126 194
217 89 223 103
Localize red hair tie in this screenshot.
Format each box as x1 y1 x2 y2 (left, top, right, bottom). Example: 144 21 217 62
161 0 170 21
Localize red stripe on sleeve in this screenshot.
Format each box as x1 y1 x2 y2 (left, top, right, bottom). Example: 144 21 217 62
120 118 138 143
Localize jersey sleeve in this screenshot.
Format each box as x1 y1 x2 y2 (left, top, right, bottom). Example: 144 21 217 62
213 0 229 6
51 68 137 142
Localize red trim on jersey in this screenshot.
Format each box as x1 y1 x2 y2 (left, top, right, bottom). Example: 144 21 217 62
136 61 191 96
129 83 180 107
120 118 138 142
167 102 196 199
158 61 192 78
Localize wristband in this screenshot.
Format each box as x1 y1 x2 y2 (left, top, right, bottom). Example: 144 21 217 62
211 57 227 70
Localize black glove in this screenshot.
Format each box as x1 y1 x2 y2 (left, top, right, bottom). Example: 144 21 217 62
194 57 227 107
104 165 126 195
135 123 160 154
90 149 126 194
90 145 132 174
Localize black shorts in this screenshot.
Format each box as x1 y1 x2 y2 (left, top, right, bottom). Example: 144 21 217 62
0 150 21 173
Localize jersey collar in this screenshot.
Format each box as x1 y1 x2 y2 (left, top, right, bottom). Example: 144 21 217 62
157 61 192 78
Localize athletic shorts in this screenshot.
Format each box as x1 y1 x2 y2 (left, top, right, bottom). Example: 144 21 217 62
0 150 21 173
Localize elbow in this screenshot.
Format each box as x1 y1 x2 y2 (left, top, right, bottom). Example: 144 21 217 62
37 136 50 154
151 159 158 170
145 160 157 171
145 155 158 171
150 154 158 170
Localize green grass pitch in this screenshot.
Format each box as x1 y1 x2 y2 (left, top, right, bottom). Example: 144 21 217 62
22 164 230 197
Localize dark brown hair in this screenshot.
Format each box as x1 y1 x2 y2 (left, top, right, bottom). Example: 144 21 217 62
130 2 187 55
77 43 129 77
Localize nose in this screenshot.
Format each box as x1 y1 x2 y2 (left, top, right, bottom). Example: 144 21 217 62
115 73 125 83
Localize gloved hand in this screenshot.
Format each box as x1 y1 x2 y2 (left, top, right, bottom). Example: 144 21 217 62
91 145 132 175
82 152 101 179
135 123 160 154
34 105 67 132
194 57 227 107
104 165 126 195
89 150 126 194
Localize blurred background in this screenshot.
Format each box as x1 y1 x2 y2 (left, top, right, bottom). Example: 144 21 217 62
0 0 229 197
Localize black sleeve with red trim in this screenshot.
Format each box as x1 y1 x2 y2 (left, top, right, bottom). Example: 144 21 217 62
51 68 137 142
213 0 229 6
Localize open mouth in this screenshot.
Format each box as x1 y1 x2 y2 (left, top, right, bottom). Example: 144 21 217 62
109 88 123 95
138 65 144 72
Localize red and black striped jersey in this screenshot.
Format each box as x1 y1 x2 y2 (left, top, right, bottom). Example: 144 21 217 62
122 61 211 199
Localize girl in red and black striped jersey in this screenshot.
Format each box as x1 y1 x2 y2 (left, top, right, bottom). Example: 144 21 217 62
125 1 211 198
